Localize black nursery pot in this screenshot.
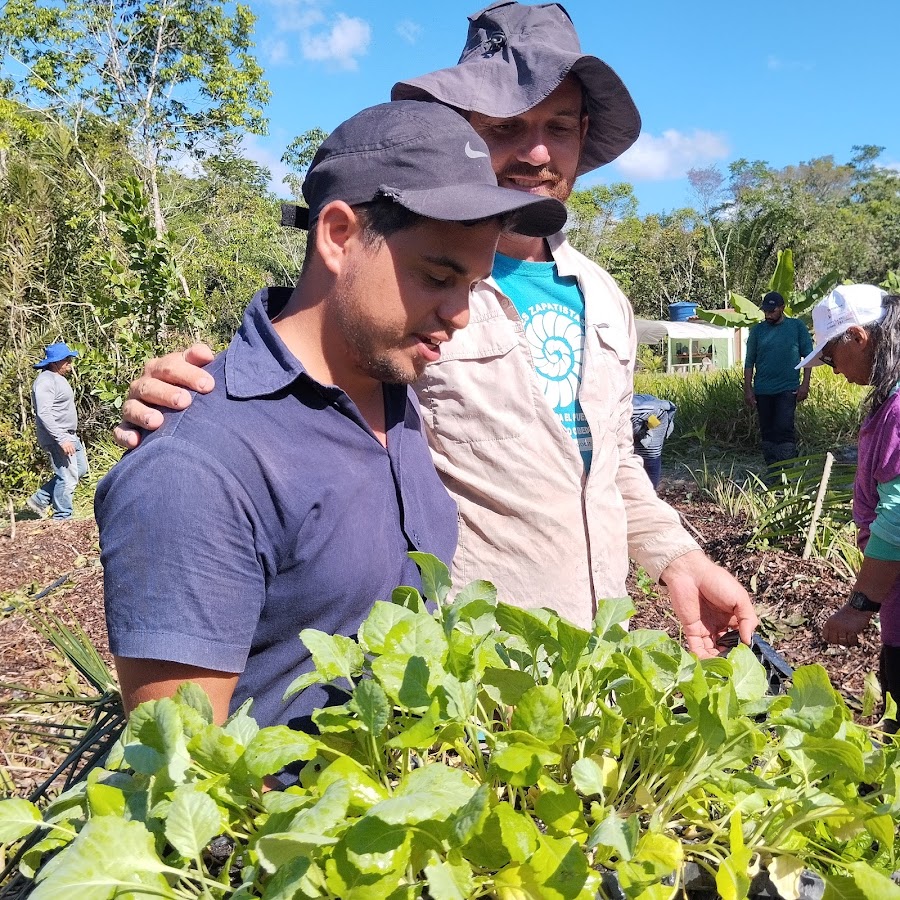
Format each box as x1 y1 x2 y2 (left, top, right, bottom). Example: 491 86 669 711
597 863 825 900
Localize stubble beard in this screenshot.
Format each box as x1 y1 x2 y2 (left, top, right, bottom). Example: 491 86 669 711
331 286 419 387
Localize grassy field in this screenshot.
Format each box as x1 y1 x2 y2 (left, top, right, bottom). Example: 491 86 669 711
635 364 866 458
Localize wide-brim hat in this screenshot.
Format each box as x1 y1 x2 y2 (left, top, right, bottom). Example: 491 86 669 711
390 1 641 175
283 100 566 238
34 342 79 369
796 284 887 369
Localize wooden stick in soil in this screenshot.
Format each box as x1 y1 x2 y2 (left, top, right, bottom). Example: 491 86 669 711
7 496 14 543
803 452 834 560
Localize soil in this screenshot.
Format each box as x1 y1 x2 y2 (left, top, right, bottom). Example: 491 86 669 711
0 484 882 798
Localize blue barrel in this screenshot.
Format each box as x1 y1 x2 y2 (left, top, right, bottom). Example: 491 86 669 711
668 301 698 321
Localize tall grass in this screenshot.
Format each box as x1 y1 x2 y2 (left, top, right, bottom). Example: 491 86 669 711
635 365 866 455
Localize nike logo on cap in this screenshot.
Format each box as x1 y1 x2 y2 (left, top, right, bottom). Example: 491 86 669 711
465 142 489 159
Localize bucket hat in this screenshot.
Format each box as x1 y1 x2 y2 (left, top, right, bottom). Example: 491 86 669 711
390 1 641 175
796 284 887 369
282 100 566 237
34 342 79 369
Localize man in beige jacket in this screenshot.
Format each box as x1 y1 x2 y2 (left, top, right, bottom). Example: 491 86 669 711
114 2 757 657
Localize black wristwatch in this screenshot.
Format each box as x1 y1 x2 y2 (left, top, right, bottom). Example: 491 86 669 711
848 590 881 613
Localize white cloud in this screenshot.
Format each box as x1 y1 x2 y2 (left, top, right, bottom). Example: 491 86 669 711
614 129 730 181
266 0 325 33
396 19 422 44
885 161 900 173
301 13 371 70
261 37 290 66
240 134 294 196
767 55 813 72
258 0 371 71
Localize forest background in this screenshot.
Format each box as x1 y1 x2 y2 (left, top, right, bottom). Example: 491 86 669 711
1 0 899 506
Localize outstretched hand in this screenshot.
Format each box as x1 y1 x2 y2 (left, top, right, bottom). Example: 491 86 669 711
113 343 216 449
660 550 758 658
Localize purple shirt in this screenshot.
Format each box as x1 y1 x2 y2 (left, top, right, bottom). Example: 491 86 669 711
854 388 900 644
97 289 458 730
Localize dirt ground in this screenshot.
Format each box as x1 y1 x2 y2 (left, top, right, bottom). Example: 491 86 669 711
0 483 881 798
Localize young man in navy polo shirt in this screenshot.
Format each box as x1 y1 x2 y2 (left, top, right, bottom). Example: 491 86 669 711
96 101 565 729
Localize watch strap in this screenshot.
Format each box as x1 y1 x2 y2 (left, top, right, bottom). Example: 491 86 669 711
848 590 881 613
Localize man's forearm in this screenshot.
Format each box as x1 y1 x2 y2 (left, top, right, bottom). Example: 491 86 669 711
114 656 239 724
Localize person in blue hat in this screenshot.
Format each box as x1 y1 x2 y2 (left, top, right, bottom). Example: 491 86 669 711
26 342 88 520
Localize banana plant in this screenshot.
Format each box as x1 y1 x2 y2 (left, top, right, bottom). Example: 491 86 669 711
697 250 839 327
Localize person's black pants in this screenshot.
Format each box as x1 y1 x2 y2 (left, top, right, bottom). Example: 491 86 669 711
755 390 798 466
881 645 900 734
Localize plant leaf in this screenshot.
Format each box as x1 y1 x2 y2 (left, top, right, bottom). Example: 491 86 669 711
243 725 320 777
299 629 365 686
165 789 221 859
359 601 416 655
31 818 171 899
351 679 390 736
591 597 635 638
511 685 564 743
408 551 451 604
0 797 43 843
424 852 476 900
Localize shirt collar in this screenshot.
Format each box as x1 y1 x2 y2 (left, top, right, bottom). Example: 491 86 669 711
546 233 580 278
225 288 321 400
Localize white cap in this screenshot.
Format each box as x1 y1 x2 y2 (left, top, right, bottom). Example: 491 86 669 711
796 284 888 369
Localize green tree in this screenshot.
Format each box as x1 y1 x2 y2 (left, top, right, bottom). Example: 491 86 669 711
0 0 270 240
282 127 329 201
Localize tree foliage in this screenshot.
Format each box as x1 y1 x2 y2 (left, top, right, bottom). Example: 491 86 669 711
569 147 900 317
0 0 270 235
0 19 897 506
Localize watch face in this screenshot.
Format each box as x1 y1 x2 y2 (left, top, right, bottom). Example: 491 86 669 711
849 591 879 612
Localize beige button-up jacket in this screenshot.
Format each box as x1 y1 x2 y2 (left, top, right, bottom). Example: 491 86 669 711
414 234 700 628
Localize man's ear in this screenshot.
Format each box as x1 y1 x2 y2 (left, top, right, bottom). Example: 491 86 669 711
315 201 361 276
579 113 589 146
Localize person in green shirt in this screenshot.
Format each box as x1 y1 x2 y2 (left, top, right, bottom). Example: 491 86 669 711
743 291 813 467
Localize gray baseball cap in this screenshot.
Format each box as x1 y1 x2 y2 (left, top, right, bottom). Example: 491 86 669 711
282 100 566 237
390 1 641 175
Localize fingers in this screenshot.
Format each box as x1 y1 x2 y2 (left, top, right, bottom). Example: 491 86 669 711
682 621 717 659
141 349 215 394
736 604 759 645
124 377 193 416
182 343 216 368
113 423 142 450
822 622 860 646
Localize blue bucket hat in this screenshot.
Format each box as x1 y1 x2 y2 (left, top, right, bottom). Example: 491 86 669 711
390 1 641 175
34 342 79 369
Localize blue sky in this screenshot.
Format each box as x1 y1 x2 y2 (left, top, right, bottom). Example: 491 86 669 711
244 0 899 214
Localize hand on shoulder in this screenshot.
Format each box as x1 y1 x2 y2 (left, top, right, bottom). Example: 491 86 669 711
114 344 216 449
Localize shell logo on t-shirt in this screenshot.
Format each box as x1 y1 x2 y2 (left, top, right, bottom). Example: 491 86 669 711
523 307 583 410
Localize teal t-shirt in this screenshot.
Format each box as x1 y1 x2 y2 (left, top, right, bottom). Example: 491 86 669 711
492 252 592 470
744 316 813 395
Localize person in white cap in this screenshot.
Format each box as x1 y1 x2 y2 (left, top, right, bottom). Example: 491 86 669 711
797 284 900 733
110 2 758 659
